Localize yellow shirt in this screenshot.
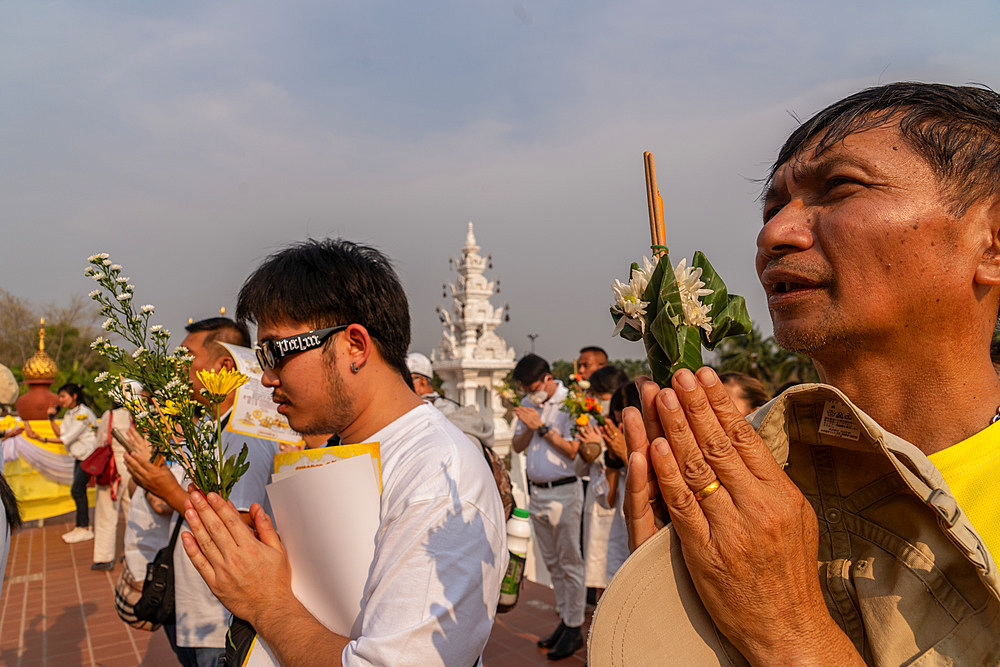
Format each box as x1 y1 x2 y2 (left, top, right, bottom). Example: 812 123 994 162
928 420 1000 562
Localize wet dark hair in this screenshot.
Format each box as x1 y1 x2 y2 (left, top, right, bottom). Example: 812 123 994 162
185 317 251 357
512 354 550 386
609 381 641 423
589 365 629 396
57 383 86 407
719 372 770 411
0 473 21 532
768 82 1000 216
236 238 411 380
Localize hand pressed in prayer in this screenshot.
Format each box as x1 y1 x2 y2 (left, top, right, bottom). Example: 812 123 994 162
181 489 293 627
622 367 863 665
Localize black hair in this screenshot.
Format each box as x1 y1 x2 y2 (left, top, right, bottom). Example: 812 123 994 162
609 381 641 423
512 354 550 386
589 365 629 396
767 82 1000 216
578 346 608 360
991 338 1000 366
236 238 411 380
0 473 21 532
775 380 803 396
185 317 251 355
57 383 86 407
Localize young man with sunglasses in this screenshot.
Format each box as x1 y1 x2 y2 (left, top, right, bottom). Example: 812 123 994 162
180 239 507 666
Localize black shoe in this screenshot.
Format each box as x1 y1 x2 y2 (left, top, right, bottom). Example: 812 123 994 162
90 561 114 571
537 621 567 649
546 626 583 660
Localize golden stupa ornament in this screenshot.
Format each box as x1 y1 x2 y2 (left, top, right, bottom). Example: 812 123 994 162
22 317 58 381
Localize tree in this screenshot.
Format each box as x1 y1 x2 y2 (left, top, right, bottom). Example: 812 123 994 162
715 325 818 394
0 290 112 412
715 326 780 384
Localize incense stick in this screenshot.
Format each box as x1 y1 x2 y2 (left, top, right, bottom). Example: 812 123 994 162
643 151 666 253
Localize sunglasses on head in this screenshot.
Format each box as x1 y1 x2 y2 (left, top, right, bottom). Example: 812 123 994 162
254 325 349 369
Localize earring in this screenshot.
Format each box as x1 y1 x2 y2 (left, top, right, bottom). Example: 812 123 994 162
350 362 359 373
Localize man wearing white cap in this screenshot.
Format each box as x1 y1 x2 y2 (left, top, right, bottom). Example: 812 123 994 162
405 352 459 415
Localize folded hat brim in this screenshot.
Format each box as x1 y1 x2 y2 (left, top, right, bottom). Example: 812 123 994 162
588 524 748 666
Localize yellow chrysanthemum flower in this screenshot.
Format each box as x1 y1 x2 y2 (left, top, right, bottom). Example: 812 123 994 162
161 399 186 416
197 368 250 400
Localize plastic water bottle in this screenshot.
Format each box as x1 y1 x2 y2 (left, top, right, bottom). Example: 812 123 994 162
498 507 530 613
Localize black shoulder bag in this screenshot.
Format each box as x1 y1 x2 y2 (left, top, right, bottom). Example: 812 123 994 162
132 518 184 626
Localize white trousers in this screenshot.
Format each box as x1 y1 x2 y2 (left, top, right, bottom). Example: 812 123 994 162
583 471 618 588
529 480 586 627
93 447 132 564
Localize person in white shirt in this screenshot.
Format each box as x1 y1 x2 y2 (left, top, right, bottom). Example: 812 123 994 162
124 317 280 667
511 353 586 661
26 383 98 543
179 238 506 666
0 462 22 596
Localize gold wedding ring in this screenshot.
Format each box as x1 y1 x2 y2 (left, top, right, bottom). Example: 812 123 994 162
694 479 721 501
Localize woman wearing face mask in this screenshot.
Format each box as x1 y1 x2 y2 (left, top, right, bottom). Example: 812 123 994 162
26 383 98 543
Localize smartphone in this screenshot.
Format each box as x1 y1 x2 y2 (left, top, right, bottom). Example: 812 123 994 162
111 427 135 453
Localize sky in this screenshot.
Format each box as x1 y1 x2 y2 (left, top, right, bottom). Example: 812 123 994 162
3 0 999 363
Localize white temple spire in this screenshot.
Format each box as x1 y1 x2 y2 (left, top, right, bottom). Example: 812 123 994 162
432 222 516 454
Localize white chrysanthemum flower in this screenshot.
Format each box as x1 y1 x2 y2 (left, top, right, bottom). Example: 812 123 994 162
98 253 109 259
681 297 713 334
150 325 162 333
116 276 128 283
141 305 154 313
91 271 105 281
630 256 656 297
101 319 113 330
102 259 111 266
94 372 109 383
90 336 106 349
88 289 100 298
674 259 714 334
132 347 147 359
577 379 591 391
674 259 713 300
110 264 122 271
87 254 98 262
611 277 649 336
116 293 131 302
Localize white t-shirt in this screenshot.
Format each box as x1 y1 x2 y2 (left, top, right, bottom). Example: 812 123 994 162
123 487 173 580
172 428 280 649
513 381 576 483
342 403 507 666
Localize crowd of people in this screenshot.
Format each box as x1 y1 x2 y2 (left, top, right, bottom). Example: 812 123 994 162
1 80 1000 665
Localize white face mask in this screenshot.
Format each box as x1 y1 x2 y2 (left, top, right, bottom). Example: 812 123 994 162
527 389 549 405
526 375 552 405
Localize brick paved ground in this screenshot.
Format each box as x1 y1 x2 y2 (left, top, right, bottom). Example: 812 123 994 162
1 513 590 666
